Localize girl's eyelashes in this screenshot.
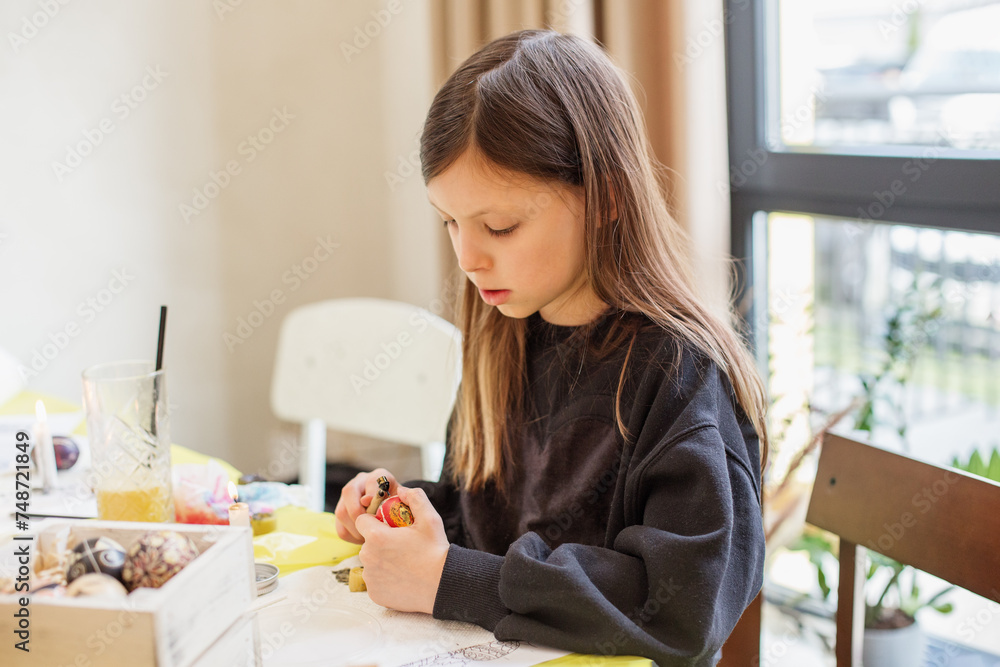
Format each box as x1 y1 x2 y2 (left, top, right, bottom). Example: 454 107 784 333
487 224 518 238
442 219 519 238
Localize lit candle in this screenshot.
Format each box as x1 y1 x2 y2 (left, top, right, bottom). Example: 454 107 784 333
227 481 250 528
33 400 59 492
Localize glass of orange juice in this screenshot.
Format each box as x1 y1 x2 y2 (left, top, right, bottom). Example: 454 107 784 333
82 361 174 523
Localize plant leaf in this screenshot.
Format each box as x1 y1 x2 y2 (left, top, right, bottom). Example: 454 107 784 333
817 566 831 600
988 449 1000 483
968 450 987 477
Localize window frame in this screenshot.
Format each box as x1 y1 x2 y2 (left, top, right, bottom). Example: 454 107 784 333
724 0 1000 360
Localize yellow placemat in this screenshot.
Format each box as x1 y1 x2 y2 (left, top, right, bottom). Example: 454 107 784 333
0 389 83 417
253 505 360 576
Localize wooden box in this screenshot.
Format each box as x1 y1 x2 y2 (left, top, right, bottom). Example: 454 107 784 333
0 520 260 667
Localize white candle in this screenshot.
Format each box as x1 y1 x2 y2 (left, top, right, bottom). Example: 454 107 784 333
33 400 59 492
227 481 250 527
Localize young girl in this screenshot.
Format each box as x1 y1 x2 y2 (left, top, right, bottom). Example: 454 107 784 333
335 29 767 666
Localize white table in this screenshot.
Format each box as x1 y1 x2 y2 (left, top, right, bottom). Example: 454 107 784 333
251 556 572 667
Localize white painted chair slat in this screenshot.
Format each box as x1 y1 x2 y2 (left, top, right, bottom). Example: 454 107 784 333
271 298 462 511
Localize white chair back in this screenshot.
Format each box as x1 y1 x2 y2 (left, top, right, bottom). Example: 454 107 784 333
271 298 461 510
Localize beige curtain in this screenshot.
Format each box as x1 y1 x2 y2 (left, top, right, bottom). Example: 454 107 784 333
426 1 728 310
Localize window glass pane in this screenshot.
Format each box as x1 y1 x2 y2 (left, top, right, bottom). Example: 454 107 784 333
766 213 1000 473
775 0 1000 151
764 212 1000 660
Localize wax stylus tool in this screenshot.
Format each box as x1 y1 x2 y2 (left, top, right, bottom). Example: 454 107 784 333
366 475 391 515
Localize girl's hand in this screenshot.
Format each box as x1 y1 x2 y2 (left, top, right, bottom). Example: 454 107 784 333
334 468 399 544
355 486 449 614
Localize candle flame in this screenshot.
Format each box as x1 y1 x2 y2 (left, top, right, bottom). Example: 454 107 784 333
228 481 238 503
35 400 47 422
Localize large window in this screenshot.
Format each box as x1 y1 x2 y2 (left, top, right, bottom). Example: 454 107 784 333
726 0 1000 468
727 0 1000 660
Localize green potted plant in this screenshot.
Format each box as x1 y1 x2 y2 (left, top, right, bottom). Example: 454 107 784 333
861 551 954 666
853 275 943 449
790 528 954 667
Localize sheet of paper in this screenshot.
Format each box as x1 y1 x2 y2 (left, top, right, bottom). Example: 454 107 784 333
255 556 571 667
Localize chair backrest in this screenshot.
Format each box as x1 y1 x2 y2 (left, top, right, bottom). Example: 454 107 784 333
806 434 1000 666
271 298 462 446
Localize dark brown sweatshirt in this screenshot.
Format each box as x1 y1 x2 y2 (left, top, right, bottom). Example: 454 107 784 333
410 308 764 667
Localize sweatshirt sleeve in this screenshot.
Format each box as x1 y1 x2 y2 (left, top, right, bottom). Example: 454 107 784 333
432 354 765 666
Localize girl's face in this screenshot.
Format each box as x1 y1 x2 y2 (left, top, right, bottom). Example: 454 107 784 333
426 150 606 326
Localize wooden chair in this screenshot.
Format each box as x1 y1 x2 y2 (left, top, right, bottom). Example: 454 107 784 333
718 592 762 666
805 433 1000 666
719 433 1000 667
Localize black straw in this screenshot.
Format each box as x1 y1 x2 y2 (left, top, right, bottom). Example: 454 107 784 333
155 306 167 371
151 305 167 438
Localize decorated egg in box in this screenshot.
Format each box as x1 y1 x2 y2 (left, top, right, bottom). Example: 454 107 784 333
66 537 127 585
123 530 199 591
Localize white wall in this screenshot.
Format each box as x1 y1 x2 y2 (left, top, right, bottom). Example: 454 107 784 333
0 0 440 478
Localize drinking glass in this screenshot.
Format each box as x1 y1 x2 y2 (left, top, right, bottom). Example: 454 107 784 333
82 360 174 522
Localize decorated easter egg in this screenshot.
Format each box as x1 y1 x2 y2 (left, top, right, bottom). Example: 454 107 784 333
66 537 127 585
123 530 199 591
375 495 413 527
31 582 67 598
66 573 129 599
52 435 80 470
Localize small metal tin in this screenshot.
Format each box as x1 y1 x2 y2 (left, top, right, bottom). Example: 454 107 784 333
255 562 279 596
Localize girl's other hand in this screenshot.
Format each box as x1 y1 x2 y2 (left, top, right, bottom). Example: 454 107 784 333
334 468 398 544
355 486 449 614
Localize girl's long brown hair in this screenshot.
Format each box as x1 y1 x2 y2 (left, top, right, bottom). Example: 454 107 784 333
421 30 769 491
